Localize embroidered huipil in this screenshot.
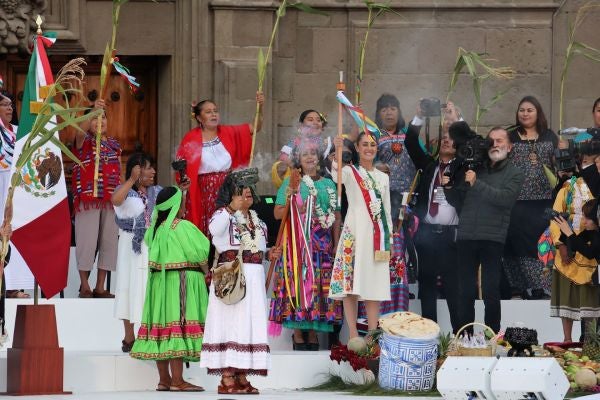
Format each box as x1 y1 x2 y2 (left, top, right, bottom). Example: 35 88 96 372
377 129 416 193
72 133 121 211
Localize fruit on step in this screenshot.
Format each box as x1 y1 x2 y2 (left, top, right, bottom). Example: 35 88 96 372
348 337 367 354
574 368 597 389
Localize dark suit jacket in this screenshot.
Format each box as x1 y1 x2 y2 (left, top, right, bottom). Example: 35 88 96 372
404 124 465 220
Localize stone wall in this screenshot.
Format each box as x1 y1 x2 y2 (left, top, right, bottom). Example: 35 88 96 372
41 0 600 192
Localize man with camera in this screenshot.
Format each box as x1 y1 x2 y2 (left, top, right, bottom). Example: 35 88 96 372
453 126 524 333
404 101 463 333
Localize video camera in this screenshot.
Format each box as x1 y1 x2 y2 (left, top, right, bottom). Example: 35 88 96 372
449 121 491 171
554 127 600 172
171 158 188 182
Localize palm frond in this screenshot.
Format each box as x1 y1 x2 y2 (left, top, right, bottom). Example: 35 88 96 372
447 48 515 132
288 2 328 16
558 1 600 131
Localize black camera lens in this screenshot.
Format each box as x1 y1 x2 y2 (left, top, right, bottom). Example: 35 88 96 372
341 151 353 164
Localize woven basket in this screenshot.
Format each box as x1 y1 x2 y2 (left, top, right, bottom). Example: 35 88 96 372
447 322 498 357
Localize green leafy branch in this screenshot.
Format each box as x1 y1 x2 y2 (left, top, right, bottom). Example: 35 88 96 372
356 1 401 105
250 1 326 165
559 1 600 131
447 48 515 132
1 58 102 289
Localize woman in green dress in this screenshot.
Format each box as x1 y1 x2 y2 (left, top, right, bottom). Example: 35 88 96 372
130 186 210 392
269 141 342 350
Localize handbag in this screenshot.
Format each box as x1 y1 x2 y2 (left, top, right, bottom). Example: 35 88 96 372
212 247 246 305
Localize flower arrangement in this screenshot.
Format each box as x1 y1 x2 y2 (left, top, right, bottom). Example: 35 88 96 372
234 210 262 253
357 166 384 222
301 175 336 229
329 342 379 386
330 344 372 372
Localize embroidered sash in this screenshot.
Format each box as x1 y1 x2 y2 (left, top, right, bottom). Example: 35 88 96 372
349 165 390 260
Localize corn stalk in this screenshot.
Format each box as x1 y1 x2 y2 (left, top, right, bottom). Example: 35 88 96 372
250 1 326 165
356 1 401 105
0 59 102 298
94 0 128 196
558 1 600 131
447 48 515 133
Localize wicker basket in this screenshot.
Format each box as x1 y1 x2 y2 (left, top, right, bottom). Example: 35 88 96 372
447 322 498 357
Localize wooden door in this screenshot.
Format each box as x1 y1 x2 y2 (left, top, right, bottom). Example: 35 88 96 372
3 55 158 182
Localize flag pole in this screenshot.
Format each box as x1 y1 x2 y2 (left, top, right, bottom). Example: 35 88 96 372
336 71 345 207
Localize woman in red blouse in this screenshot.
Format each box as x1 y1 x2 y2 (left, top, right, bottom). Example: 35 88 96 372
176 92 264 235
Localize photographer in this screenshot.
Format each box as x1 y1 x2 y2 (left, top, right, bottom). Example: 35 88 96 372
552 199 600 342
404 101 463 332
454 127 524 333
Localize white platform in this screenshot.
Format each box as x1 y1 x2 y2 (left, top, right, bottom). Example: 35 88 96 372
0 289 580 395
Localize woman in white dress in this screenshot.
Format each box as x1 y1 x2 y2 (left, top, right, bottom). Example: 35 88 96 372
330 133 392 339
200 168 280 395
111 153 163 352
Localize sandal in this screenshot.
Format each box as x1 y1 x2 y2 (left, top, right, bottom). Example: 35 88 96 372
218 375 242 394
93 289 115 298
236 377 259 395
121 339 134 353
169 381 204 392
156 382 170 392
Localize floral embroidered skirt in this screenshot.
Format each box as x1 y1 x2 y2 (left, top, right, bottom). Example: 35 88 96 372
269 239 343 333
130 269 208 362
200 263 270 376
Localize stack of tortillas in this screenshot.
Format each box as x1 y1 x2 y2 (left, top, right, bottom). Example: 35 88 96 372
379 312 440 339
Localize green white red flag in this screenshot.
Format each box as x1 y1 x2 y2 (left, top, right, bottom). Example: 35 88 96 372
9 32 70 298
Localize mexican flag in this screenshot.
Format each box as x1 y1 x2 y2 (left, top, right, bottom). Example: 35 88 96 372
8 32 70 298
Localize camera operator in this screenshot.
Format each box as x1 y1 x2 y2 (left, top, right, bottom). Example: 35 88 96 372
454 127 524 333
404 101 463 332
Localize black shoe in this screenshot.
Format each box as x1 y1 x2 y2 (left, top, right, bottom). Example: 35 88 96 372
530 289 550 300
292 334 307 351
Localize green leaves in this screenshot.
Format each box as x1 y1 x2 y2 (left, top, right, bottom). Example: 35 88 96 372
356 0 400 104
559 1 600 131
447 48 515 132
15 58 101 171
257 48 266 86
288 2 328 16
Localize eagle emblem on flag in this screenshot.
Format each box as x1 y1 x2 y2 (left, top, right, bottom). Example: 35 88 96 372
19 147 62 197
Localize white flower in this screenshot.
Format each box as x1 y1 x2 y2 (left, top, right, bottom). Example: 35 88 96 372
357 166 384 223
233 210 262 253
301 175 337 229
369 199 382 221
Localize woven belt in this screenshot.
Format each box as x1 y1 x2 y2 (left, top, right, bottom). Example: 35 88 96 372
219 250 264 264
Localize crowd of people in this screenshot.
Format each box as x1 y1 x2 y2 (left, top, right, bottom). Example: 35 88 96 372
3 85 600 393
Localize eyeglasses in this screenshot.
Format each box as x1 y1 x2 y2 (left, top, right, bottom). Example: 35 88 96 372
0 102 13 108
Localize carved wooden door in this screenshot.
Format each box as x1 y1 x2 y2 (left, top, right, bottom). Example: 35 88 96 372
2 55 158 182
